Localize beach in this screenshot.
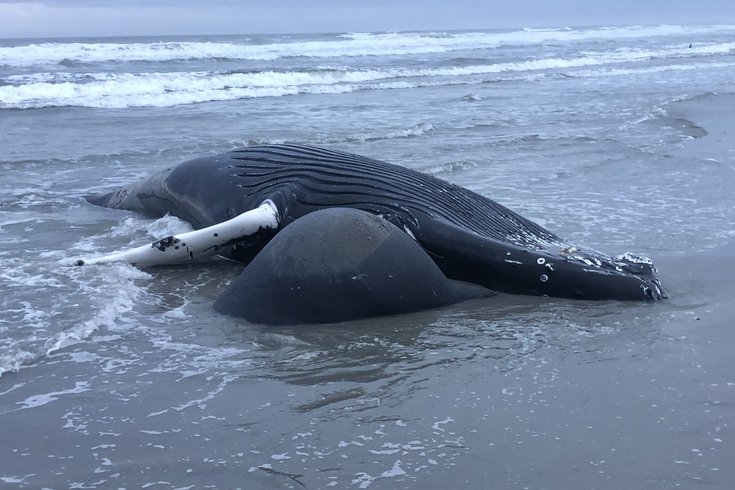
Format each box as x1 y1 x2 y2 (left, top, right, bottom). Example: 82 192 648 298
1 25 735 488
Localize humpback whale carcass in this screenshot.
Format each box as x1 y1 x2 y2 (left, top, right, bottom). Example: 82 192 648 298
79 144 665 323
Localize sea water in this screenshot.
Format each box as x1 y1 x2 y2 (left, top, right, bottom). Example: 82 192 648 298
1 25 735 488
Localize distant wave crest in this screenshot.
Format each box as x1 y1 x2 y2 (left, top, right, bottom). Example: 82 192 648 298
1 25 733 67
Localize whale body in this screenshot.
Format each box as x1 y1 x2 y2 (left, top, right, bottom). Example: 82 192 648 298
83 144 665 323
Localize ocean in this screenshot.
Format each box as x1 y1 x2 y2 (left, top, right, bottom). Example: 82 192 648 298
1 24 735 488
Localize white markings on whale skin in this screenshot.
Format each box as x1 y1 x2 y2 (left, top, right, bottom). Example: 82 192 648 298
74 200 280 267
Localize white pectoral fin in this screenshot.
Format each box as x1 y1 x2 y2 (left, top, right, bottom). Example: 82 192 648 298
76 200 280 266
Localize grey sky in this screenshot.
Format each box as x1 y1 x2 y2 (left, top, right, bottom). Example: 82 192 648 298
1 0 733 39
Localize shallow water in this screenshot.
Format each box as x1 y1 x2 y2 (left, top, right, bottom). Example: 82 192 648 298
1 26 735 488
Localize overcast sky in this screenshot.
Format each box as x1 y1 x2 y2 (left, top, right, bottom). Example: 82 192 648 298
1 0 734 39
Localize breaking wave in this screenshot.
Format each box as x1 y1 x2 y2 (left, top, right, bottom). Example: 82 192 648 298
1 25 732 67
2 39 733 109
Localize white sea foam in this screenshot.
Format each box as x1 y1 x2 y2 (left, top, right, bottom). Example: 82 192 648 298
147 374 237 417
0 252 151 376
0 476 26 484
352 460 406 488
318 122 437 144
44 264 150 355
422 159 478 176
143 214 193 238
578 61 735 80
0 68 393 109
3 41 731 109
0 350 35 378
15 381 90 410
